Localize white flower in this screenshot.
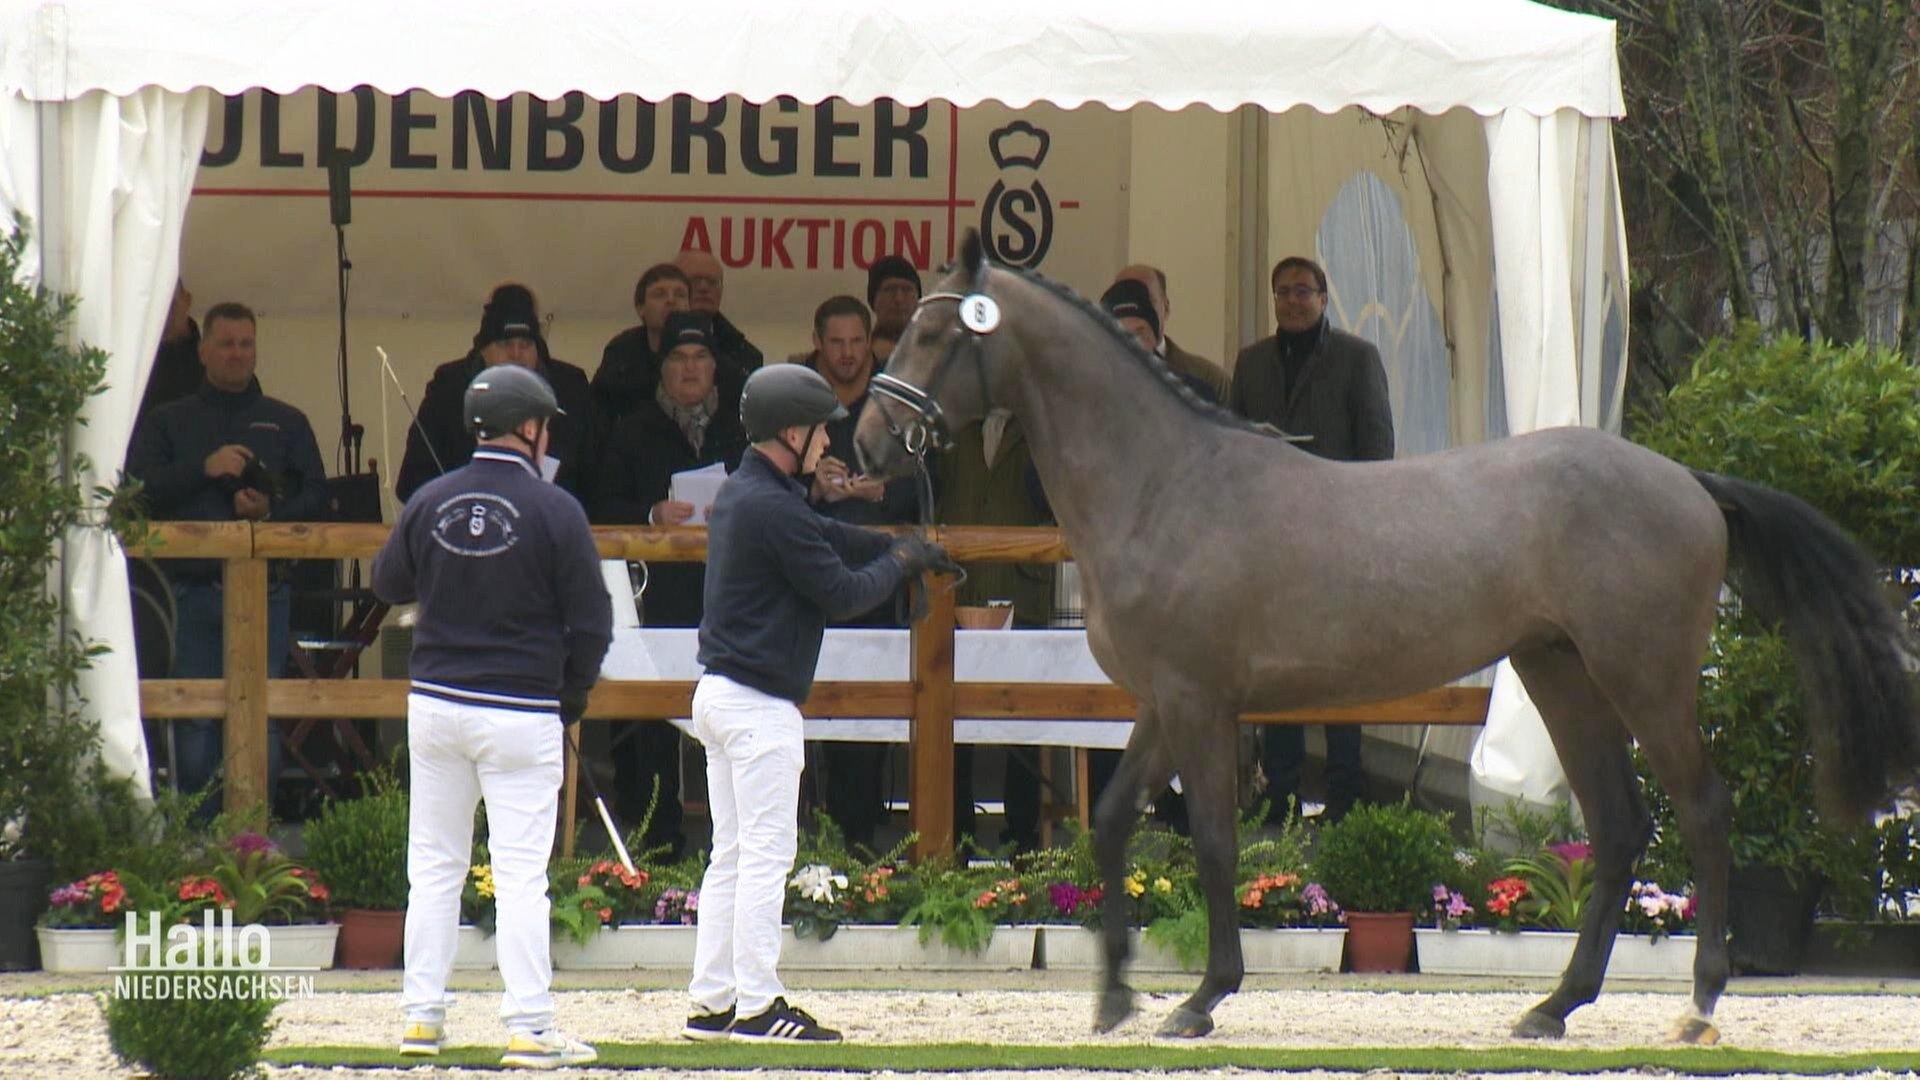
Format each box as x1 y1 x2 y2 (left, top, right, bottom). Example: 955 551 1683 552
1452 849 1477 869
0 817 22 856
789 864 847 904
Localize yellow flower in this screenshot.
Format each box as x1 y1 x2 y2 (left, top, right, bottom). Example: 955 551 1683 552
471 865 496 899
1153 877 1173 894
1123 876 1145 898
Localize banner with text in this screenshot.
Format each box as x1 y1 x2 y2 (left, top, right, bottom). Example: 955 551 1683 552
182 89 1130 325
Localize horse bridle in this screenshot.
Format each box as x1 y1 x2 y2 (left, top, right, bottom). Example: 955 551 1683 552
868 259 998 461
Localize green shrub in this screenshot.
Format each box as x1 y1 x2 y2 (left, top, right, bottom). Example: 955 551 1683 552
1633 325 1920 565
1631 325 1919 887
104 985 278 1080
1312 800 1455 913
0 219 116 875
301 770 408 910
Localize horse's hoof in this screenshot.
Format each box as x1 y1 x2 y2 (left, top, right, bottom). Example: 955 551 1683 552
1093 987 1135 1034
1156 1007 1215 1039
1670 1017 1721 1045
1511 1011 1566 1040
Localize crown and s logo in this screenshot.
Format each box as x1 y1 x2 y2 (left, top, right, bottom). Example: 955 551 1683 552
980 121 1054 270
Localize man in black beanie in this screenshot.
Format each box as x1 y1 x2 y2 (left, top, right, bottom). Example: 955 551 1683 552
396 283 601 507
866 255 922 330
1099 279 1216 403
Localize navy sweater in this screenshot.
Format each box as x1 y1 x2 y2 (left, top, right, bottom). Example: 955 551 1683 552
697 448 908 704
372 448 613 711
124 378 328 581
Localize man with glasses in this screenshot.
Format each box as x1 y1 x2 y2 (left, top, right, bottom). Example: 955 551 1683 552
1228 255 1394 826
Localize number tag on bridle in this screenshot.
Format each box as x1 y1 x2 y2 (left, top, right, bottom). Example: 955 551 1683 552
959 294 1001 334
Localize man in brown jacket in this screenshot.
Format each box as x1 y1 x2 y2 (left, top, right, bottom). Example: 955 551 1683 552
1112 264 1230 402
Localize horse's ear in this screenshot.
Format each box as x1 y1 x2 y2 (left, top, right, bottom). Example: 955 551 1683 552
961 229 986 276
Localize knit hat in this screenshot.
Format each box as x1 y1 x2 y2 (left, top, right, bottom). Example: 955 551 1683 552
1100 279 1161 341
866 255 922 306
660 311 715 356
474 285 542 348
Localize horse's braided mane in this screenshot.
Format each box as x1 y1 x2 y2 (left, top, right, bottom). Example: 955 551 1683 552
1006 266 1287 441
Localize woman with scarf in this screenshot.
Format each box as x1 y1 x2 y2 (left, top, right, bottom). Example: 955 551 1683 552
591 310 749 856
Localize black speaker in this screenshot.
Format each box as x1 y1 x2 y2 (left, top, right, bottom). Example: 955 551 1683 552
323 148 352 228
326 472 382 525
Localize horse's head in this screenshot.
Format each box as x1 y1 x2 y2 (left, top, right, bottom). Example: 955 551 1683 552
855 230 1007 479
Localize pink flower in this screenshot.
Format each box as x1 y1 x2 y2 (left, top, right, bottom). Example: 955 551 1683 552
229 831 277 855
1549 841 1593 866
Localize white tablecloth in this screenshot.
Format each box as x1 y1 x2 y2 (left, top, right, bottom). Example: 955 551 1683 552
601 628 1135 749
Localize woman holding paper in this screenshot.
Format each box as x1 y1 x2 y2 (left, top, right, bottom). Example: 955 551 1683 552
589 310 748 855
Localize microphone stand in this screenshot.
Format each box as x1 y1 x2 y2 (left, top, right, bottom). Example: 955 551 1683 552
326 153 368 677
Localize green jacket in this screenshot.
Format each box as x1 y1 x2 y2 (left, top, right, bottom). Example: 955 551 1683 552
934 416 1054 626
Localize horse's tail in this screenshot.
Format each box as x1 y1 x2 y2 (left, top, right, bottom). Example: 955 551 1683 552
1691 469 1919 819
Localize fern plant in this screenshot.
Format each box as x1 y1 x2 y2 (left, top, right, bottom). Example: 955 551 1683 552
896 858 996 952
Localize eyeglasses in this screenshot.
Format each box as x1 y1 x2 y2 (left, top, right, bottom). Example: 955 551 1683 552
1273 285 1325 302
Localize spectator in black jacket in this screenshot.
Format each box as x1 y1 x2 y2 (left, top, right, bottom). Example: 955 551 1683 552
135 279 202 424
592 263 691 423
676 248 763 411
395 284 600 508
125 301 328 811
806 295 920 849
591 311 749 856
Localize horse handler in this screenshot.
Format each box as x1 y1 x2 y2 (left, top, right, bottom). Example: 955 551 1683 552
683 364 953 1043
373 365 612 1069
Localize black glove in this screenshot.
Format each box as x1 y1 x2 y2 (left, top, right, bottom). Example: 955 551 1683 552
560 687 591 726
891 535 960 576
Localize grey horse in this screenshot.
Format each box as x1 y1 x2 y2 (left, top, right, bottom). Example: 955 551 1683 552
854 231 1919 1043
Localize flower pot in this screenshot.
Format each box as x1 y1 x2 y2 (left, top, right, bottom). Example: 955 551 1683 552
1037 926 1346 973
263 923 340 970
454 924 496 970
782 924 1038 970
1414 928 1695 980
1343 911 1415 972
1729 864 1823 975
34 926 121 973
337 908 405 969
551 924 697 970
0 859 51 971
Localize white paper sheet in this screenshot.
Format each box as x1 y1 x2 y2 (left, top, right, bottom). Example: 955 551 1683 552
668 461 729 524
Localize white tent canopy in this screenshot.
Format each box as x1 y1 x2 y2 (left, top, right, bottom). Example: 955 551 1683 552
2 0 1625 804
4 0 1622 116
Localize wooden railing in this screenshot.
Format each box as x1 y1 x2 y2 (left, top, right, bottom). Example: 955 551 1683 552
135 522 1490 856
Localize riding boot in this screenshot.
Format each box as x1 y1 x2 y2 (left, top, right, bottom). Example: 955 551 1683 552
1322 724 1365 824
1261 724 1306 824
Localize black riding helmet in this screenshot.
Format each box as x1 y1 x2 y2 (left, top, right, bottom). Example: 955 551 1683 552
465 364 564 439
740 363 847 441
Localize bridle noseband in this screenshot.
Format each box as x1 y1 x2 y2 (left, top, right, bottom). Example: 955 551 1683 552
868 260 999 462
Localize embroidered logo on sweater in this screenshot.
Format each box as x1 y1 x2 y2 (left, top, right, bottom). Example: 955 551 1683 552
430 492 521 557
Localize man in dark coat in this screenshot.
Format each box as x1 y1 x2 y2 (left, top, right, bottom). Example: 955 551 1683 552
592 263 691 424
395 284 600 508
591 311 749 856
136 280 203 424
126 301 329 811
1230 256 1395 463
1229 255 1395 824
676 247 763 408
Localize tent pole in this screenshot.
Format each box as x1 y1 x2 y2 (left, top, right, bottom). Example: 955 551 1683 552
38 98 73 724
1229 105 1268 358
1578 116 1609 428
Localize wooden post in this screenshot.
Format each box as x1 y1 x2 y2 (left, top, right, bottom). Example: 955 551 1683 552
908 572 957 859
561 728 581 858
223 556 270 812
